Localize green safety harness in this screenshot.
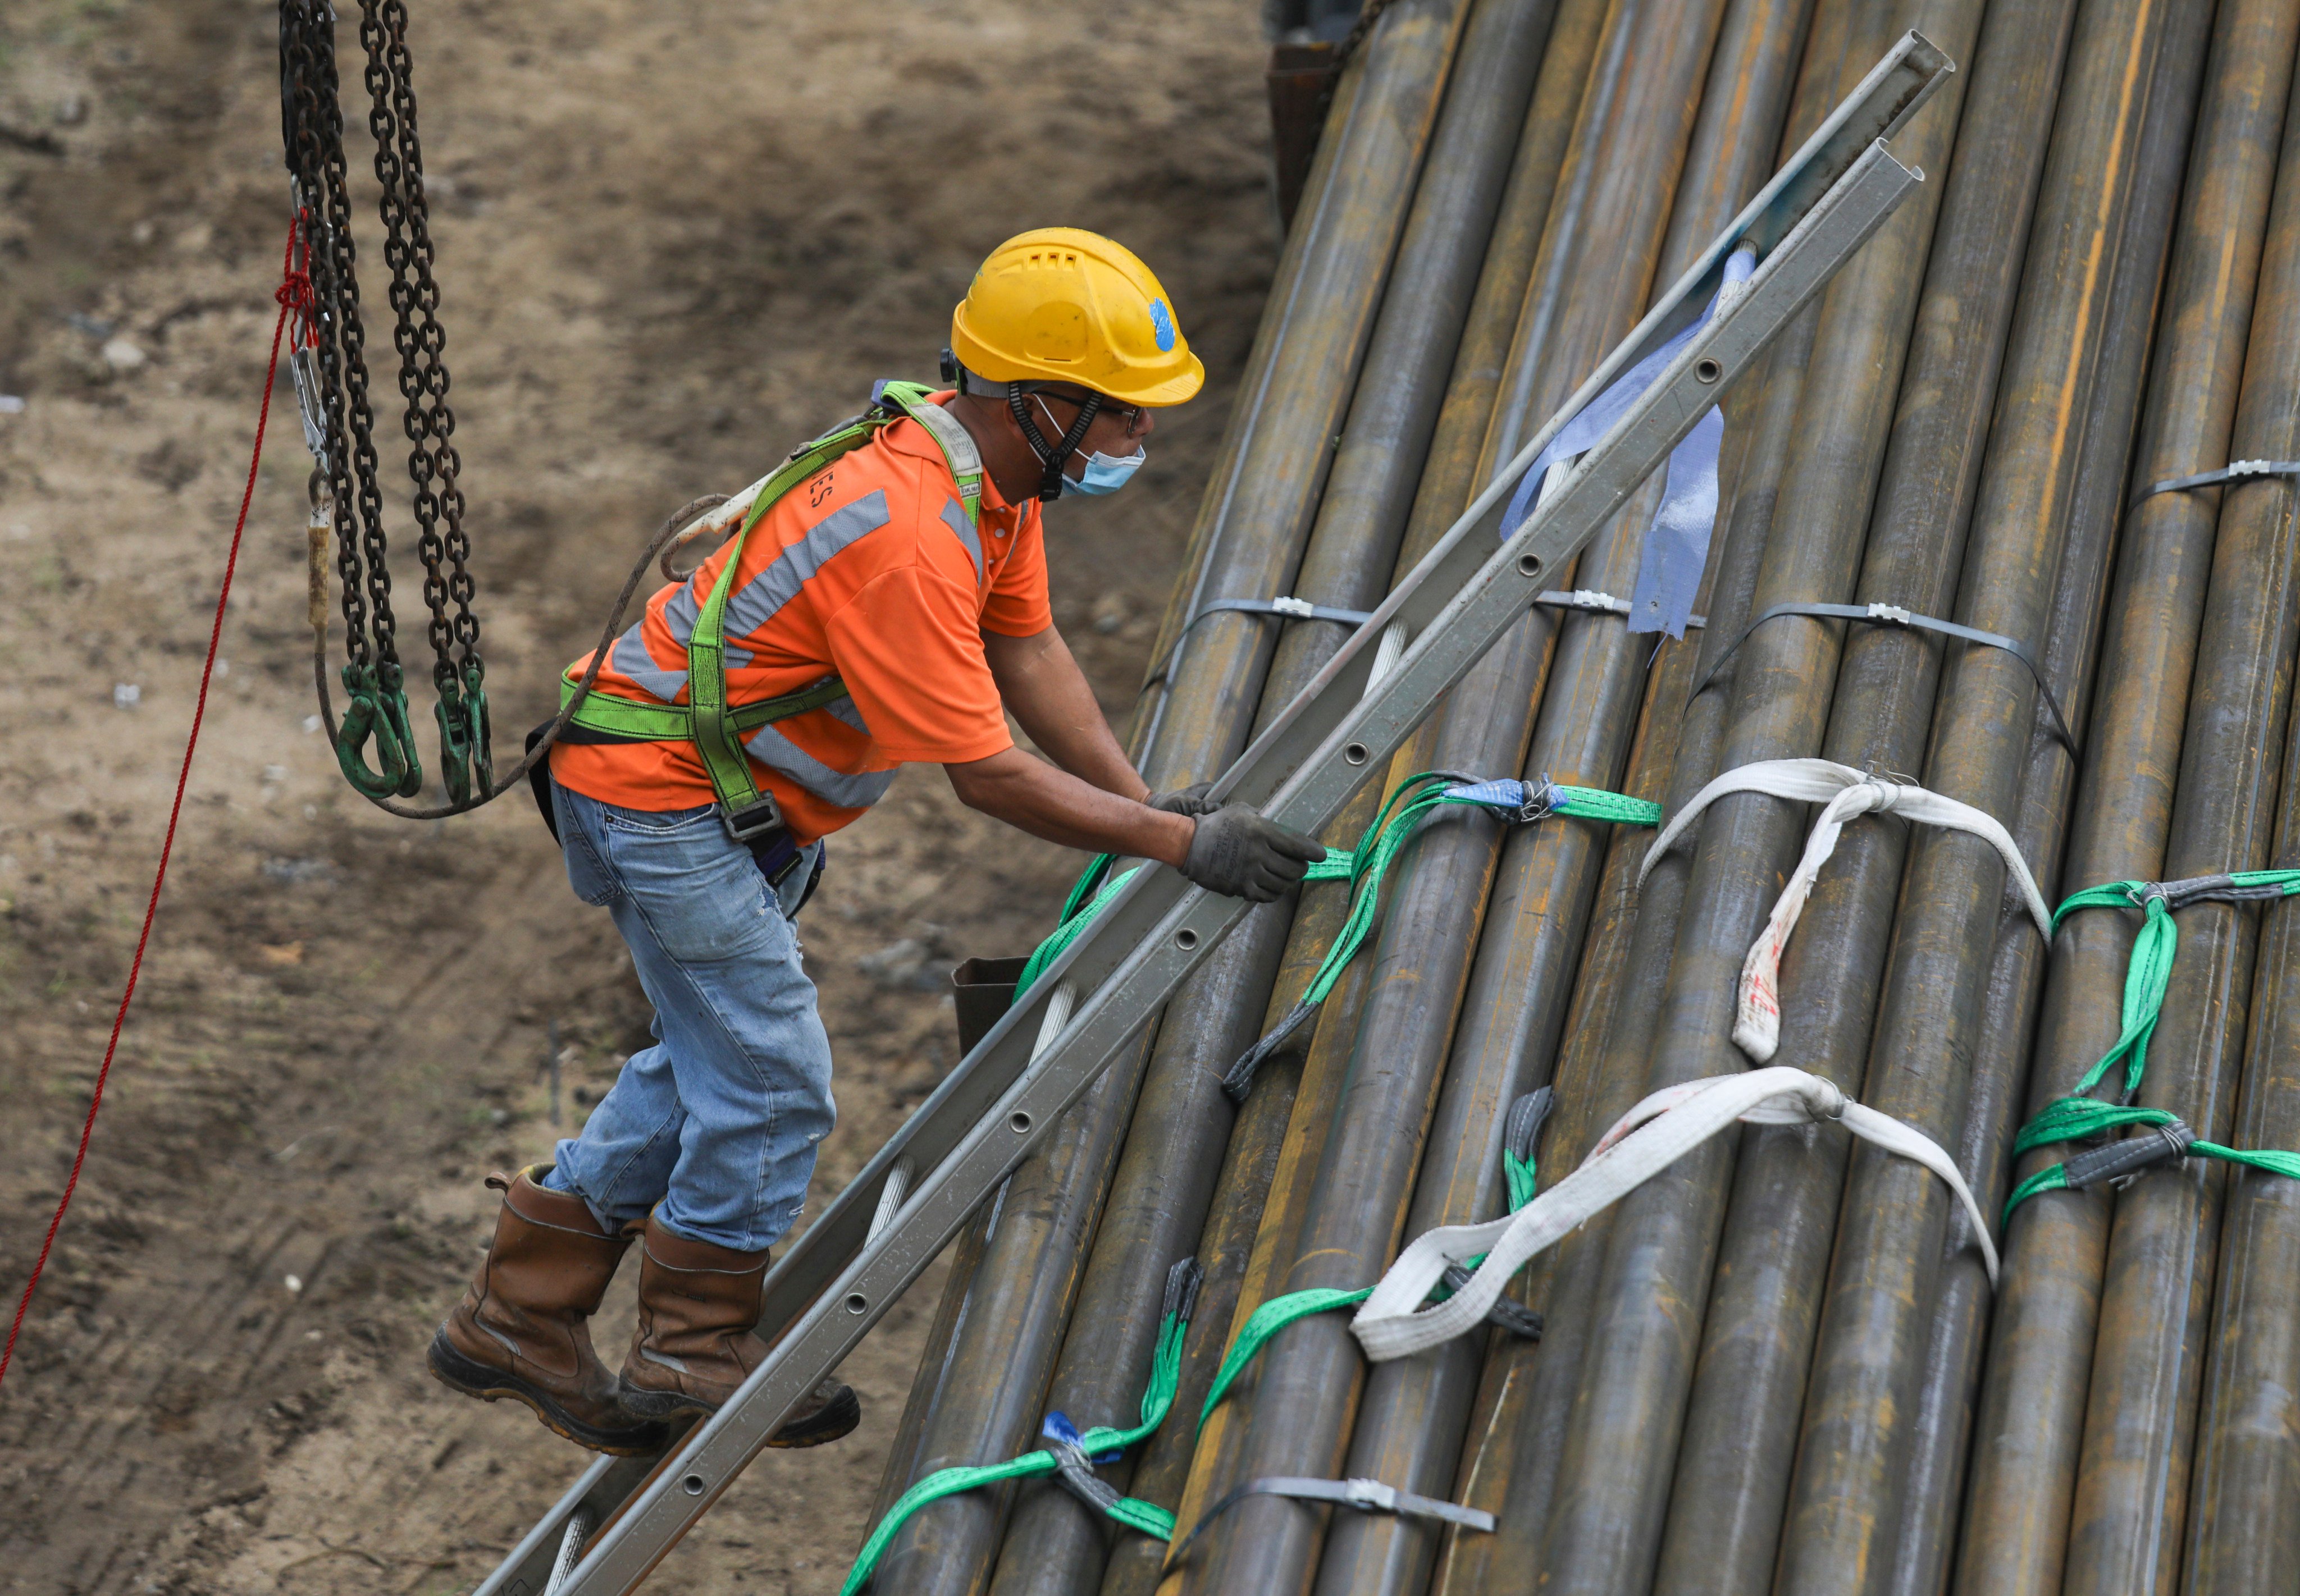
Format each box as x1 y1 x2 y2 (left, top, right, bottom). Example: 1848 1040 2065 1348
2004 870 2300 1221
1011 775 1660 1101
558 382 984 847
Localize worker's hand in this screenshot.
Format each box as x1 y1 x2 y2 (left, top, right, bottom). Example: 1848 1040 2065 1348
1146 781 1217 817
1181 805 1326 902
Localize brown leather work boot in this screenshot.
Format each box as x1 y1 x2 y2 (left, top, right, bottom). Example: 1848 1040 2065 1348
618 1213 861 1447
428 1167 666 1456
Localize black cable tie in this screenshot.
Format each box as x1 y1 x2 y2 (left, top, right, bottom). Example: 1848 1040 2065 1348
1161 1256 1204 1326
1536 589 1706 628
2133 458 2300 506
1140 598 1377 693
2146 872 2295 912
1222 998 1319 1103
1689 600 2078 755
1143 587 1716 696
1162 1475 1494 1571
2061 1121 2193 1190
1504 1087 1554 1167
1435 1263 1544 1339
1042 1432 1126 1517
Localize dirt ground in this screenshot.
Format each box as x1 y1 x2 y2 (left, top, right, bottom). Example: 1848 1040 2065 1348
0 2 1275 1590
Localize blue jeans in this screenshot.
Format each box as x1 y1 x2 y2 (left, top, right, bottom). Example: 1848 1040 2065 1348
542 780 834 1252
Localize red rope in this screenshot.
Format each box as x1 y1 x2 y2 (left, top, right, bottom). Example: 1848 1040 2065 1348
0 217 306 1393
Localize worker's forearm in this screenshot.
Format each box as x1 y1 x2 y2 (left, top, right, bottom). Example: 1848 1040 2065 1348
984 626 1147 799
947 748 1192 866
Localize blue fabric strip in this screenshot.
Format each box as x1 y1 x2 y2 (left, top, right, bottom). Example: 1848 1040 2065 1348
1499 247 1755 639
1444 778 1533 811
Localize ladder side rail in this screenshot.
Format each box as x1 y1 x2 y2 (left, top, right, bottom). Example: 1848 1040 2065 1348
748 30 1950 1352
540 135 1922 1596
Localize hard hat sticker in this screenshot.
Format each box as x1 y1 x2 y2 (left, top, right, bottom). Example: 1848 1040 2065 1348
1150 299 1176 353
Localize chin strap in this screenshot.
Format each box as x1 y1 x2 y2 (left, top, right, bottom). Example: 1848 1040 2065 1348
1008 385 1102 501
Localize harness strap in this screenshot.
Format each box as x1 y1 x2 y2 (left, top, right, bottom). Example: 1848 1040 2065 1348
1219 774 1662 1101
837 1257 1201 1594
563 383 979 840
2002 1099 2300 1221
2044 869 2300 1104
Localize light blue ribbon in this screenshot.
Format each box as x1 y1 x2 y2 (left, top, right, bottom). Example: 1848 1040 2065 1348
1499 245 1755 639
1443 778 1536 810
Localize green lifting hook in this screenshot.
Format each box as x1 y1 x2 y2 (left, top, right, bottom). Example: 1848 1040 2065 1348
335 660 425 800
433 661 492 807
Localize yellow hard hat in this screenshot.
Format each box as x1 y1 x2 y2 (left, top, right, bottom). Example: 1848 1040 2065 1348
951 228 1205 407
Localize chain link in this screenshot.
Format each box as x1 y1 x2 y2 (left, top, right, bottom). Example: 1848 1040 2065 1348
282 0 493 804
358 0 456 688
282 2 380 673
386 3 481 685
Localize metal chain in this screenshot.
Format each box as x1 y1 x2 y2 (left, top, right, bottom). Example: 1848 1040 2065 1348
383 1 480 686
273 0 498 806
302 4 401 673
281 2 375 672
357 0 450 685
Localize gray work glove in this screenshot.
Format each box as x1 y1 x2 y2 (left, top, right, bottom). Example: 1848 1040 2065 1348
1182 804 1327 903
1146 781 1218 817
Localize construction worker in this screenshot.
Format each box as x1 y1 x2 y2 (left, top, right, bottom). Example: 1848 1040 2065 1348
428 229 1326 1456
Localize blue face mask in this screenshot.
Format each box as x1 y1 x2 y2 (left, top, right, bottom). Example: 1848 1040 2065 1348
1060 445 1147 497
1035 394 1147 497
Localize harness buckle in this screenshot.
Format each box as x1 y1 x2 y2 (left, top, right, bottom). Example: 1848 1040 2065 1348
722 795 787 844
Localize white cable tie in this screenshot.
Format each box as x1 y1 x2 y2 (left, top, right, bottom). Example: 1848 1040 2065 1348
1636 758 2052 1060
1350 1067 1997 1361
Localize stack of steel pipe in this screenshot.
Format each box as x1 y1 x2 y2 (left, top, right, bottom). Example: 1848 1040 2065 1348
851 0 2300 1590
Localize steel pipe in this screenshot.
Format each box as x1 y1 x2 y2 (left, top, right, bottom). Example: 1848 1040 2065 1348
980 5 1567 1589
2178 84 2300 1596
2059 10 2300 1584
1646 0 2073 1584
1936 3 2240 1590
1105 4 1617 1583
1532 6 1978 1590
1311 0 1815 1587
1425 11 1871 1549
866 3 1476 1585
1779 0 2217 1588
1177 0 1742 1584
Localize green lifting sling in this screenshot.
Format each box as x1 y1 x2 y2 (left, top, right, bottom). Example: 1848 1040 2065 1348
561 382 984 841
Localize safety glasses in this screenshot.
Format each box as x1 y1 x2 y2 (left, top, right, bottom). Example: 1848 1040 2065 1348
1020 385 1152 440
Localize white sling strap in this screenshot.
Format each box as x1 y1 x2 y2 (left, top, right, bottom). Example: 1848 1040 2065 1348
1638 758 2052 1060
1349 1067 1997 1362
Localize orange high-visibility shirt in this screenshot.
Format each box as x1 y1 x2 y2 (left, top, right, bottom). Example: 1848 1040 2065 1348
550 396 1049 841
